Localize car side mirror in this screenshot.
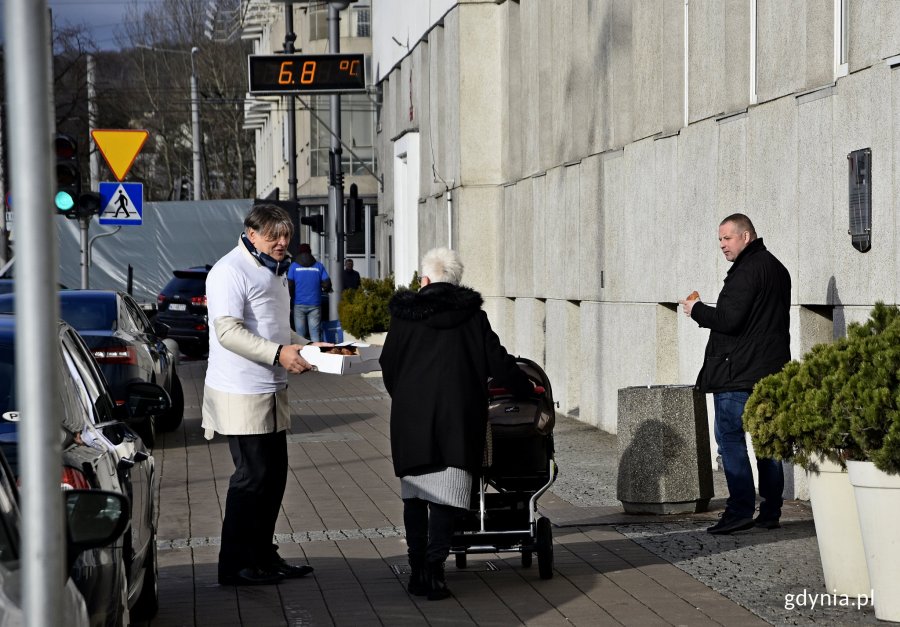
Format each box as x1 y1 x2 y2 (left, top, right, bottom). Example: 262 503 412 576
124 381 171 420
65 490 130 572
152 320 170 339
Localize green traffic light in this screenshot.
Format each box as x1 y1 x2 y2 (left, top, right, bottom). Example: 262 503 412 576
55 191 76 211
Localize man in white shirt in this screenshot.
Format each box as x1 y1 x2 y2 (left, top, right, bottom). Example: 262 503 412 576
203 204 321 586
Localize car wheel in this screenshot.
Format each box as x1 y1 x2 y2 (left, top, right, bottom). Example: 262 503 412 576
180 341 207 359
536 517 553 580
139 414 157 449
158 371 184 432
131 538 159 620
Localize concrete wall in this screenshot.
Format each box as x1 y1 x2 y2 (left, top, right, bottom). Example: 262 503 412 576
374 0 900 454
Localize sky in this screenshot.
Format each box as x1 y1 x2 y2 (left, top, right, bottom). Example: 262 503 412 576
48 0 141 50
1 0 154 51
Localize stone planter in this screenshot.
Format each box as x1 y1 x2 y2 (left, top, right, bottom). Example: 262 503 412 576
616 385 713 514
847 460 900 622
807 457 870 596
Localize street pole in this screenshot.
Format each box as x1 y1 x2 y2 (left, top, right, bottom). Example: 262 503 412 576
191 47 202 200
84 53 99 288
87 54 99 189
327 2 346 335
4 0 66 624
283 3 298 201
80 219 89 288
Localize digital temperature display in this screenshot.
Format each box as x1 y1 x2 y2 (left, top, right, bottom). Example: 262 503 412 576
248 53 367 95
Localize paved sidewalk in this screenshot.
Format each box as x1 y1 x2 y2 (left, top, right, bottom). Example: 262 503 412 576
143 360 876 626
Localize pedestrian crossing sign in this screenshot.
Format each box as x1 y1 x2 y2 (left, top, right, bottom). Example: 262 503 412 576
99 182 143 226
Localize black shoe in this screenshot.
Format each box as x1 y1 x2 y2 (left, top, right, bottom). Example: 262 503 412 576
407 555 429 596
218 567 283 586
754 515 781 529
706 513 755 535
268 556 314 579
425 561 451 601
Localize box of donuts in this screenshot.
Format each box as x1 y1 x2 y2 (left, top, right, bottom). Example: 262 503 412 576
300 342 382 375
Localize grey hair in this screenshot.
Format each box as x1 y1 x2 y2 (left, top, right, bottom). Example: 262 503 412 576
244 203 294 240
421 247 464 285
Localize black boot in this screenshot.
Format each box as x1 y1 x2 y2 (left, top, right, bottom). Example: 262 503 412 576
407 554 428 596
425 560 451 601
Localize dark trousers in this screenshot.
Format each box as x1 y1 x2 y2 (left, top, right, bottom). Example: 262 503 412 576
713 391 784 519
403 498 460 564
218 430 287 575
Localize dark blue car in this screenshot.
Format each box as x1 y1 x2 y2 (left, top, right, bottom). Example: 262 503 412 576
0 290 184 440
0 315 168 625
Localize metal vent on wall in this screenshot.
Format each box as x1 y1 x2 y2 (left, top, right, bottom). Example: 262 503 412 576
848 148 872 253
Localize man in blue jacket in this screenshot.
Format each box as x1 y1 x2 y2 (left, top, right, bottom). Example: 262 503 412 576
287 243 331 342
680 213 791 535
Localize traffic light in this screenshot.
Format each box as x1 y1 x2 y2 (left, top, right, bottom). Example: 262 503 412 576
55 134 81 216
300 213 325 235
76 192 102 219
345 183 364 235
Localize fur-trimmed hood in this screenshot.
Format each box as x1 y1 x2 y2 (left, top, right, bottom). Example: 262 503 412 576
388 282 483 330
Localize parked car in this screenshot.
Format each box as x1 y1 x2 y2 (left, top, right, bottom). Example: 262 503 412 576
0 290 184 436
0 315 169 626
0 445 131 627
155 266 211 358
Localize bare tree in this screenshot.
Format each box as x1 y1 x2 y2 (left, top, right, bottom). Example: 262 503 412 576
94 0 255 200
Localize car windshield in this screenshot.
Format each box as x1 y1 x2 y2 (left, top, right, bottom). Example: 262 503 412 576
59 297 116 331
164 276 206 295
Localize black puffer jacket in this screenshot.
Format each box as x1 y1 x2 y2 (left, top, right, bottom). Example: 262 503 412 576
380 282 532 477
692 238 791 392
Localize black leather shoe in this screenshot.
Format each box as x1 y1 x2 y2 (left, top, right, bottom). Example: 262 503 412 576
218 567 283 586
706 513 755 535
754 515 781 529
269 556 314 579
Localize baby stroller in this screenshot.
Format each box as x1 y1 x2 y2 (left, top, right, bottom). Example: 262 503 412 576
450 357 559 579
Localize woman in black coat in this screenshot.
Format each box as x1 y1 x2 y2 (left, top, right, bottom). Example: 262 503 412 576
379 247 532 600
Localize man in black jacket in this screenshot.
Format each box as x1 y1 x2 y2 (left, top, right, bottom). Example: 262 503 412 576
680 214 791 535
380 247 532 600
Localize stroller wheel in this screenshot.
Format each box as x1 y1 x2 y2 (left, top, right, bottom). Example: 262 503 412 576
455 553 467 569
536 517 553 580
521 550 533 568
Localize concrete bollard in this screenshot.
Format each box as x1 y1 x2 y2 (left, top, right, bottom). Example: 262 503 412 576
616 384 713 514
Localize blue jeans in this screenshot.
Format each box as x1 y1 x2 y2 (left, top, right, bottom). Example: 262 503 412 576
294 304 321 342
713 391 784 520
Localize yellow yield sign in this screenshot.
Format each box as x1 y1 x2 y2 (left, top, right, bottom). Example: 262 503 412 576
91 129 149 181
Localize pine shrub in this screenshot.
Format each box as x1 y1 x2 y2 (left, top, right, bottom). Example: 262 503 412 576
745 302 900 475
337 276 396 340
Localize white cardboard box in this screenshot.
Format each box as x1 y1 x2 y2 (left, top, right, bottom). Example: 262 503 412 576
300 342 382 375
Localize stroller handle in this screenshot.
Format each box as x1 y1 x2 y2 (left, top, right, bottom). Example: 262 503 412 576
488 385 545 397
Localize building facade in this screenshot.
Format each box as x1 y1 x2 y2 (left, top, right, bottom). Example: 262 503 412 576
369 0 900 493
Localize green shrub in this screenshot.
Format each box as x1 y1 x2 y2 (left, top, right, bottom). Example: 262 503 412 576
338 276 396 340
745 302 900 475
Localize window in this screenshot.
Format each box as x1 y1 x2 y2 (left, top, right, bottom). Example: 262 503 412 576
309 95 377 177
308 2 370 40
834 0 849 78
308 6 328 41
352 6 370 37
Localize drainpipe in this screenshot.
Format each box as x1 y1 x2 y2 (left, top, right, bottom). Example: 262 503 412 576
446 180 454 249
